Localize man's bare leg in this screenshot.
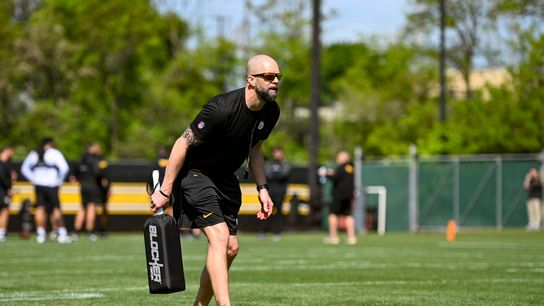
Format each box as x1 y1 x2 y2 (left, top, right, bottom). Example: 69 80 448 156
0 208 9 240
328 214 339 243
35 206 47 242
345 215 357 245
194 223 231 306
74 207 85 232
85 203 96 232
49 209 61 233
194 234 239 306
51 208 65 228
51 208 70 242
0 208 9 230
35 206 46 229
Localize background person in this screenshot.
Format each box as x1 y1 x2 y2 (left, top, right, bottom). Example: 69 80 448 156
21 137 71 244
0 146 16 241
151 54 281 306
96 151 111 237
324 151 357 245
259 147 291 241
71 142 108 241
524 167 542 231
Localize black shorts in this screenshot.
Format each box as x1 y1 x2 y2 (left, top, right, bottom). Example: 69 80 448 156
80 182 102 207
331 197 353 216
35 186 61 214
0 190 9 209
174 169 241 235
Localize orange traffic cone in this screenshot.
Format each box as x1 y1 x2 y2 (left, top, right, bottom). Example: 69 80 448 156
446 220 456 241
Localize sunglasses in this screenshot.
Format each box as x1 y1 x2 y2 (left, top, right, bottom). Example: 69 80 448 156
251 72 282 81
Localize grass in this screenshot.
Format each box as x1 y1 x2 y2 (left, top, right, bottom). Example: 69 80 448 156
0 230 543 305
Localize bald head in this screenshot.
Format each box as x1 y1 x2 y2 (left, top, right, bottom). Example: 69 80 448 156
0 146 13 161
247 54 280 75
245 54 282 109
87 142 102 156
336 151 350 164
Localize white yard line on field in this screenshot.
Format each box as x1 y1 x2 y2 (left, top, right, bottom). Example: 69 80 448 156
228 260 544 272
0 292 104 303
231 278 544 288
0 254 142 265
0 285 203 303
1 277 542 302
437 241 544 250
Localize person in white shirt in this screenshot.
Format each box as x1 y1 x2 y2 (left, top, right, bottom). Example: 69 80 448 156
21 137 71 243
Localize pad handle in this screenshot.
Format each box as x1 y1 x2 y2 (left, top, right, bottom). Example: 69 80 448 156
152 170 164 215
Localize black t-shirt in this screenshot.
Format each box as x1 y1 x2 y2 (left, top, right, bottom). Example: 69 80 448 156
265 159 291 193
332 162 355 201
0 160 13 192
184 88 280 175
528 177 543 199
73 153 109 186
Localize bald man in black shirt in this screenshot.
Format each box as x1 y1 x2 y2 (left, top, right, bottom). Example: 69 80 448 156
151 54 281 306
325 151 357 245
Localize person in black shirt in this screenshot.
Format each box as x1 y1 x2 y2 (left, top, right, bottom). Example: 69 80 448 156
71 142 109 241
324 151 357 245
524 167 542 231
96 152 111 237
0 146 15 242
151 54 281 305
258 147 291 240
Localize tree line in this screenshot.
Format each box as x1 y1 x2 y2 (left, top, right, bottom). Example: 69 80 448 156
0 0 542 164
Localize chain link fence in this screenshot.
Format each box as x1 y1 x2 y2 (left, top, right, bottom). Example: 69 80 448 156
356 148 544 232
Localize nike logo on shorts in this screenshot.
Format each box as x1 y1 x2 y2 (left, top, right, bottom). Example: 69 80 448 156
203 212 213 219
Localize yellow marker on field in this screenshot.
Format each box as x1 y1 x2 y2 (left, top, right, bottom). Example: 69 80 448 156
446 219 456 241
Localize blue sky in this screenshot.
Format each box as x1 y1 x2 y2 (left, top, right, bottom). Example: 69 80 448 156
164 0 411 44
322 0 411 43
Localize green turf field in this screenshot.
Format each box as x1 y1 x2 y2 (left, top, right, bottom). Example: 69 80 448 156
0 230 543 305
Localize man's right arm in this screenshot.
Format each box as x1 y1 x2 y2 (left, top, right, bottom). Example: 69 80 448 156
523 173 531 190
151 127 201 212
20 153 35 184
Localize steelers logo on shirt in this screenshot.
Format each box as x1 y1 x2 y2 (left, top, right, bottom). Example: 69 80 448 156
98 160 109 169
159 159 168 168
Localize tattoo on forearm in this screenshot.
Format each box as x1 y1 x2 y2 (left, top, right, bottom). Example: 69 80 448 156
182 127 202 147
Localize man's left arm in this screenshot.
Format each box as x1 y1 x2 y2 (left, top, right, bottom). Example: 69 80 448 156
56 151 71 185
250 141 273 220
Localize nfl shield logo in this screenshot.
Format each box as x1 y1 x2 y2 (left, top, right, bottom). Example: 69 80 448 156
197 121 206 129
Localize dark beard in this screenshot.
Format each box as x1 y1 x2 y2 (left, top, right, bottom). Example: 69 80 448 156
256 86 277 104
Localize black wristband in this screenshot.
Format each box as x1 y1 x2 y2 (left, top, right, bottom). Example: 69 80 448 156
159 189 171 199
256 183 269 192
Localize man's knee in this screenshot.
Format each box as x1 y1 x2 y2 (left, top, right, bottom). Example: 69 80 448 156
227 241 239 259
204 223 230 247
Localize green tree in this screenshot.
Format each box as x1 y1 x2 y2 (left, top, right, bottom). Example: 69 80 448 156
125 37 239 157
248 0 312 163
0 1 23 145
331 41 437 156
405 0 497 100
9 0 191 159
